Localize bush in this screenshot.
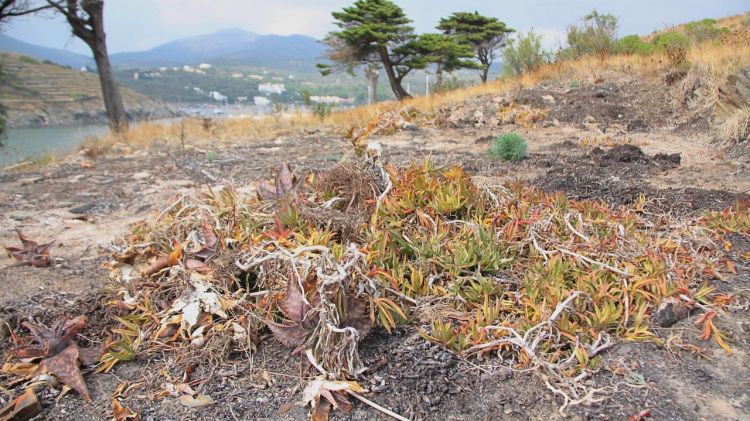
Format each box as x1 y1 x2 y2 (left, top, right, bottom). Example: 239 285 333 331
502 30 550 76
653 31 691 51
616 34 654 55
564 10 619 58
488 132 528 161
684 18 728 43
653 32 691 65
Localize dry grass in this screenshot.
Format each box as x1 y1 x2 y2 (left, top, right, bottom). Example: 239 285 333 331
85 14 750 152
717 107 750 146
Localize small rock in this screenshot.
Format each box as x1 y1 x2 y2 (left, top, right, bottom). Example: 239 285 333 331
583 115 596 124
131 171 151 180
541 94 556 104
503 404 513 415
654 297 690 327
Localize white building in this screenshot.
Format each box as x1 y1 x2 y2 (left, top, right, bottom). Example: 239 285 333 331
209 91 227 102
198 63 212 70
310 96 354 105
258 83 286 95
248 74 263 80
254 96 271 106
231 72 244 78
182 65 197 73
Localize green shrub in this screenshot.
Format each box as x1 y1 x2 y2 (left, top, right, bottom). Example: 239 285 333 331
684 18 728 43
564 10 619 58
18 55 39 64
502 30 550 76
652 32 691 65
653 31 691 51
616 34 654 55
488 132 528 161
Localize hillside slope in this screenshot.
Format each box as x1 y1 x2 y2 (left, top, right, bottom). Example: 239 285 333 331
0 52 175 128
0 33 91 69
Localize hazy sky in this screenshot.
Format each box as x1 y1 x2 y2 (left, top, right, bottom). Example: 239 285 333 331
2 0 748 55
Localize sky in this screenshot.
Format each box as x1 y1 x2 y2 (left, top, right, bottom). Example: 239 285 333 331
1 0 748 56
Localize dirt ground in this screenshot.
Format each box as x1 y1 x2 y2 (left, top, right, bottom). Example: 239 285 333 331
1 75 749 420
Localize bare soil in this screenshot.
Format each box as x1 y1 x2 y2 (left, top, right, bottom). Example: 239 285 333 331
1 75 749 420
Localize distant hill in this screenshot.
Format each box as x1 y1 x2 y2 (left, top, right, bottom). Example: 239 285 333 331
0 52 173 128
0 33 91 69
110 29 325 71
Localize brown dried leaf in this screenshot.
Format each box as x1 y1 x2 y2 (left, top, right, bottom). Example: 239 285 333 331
4 229 55 267
112 399 140 421
0 388 41 421
178 394 215 408
41 343 91 402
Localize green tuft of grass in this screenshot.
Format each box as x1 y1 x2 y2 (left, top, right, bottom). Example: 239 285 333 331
488 132 528 161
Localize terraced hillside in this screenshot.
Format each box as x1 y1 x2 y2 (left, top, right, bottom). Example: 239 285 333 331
0 52 174 128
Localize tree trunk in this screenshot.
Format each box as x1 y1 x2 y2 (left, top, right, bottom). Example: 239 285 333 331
379 47 411 100
91 42 128 132
62 0 128 132
365 64 378 105
480 65 489 83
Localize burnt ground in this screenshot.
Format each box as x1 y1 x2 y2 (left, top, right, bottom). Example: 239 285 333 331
1 74 750 420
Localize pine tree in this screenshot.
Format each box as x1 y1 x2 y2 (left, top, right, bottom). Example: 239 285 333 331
438 11 514 83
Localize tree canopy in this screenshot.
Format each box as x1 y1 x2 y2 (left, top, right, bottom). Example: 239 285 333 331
438 11 514 82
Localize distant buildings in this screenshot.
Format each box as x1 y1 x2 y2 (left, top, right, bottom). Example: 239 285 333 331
209 91 227 102
254 96 271 106
198 63 212 70
258 83 286 95
310 96 354 105
248 74 263 80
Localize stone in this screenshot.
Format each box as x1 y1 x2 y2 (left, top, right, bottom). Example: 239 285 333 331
654 297 690 327
131 171 151 180
541 94 556 104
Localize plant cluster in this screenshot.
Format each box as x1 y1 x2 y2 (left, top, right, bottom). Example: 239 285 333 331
502 30 550 76
3 150 744 419
487 132 528 161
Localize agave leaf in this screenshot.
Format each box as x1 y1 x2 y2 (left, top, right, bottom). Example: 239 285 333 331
266 321 308 348
5 228 55 267
41 343 91 402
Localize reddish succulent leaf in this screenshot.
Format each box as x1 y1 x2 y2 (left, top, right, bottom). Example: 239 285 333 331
0 388 41 421
41 343 91 402
266 321 309 349
202 220 219 250
18 316 87 359
282 279 309 323
276 162 294 197
257 163 298 201
78 344 105 367
4 229 55 267
185 259 210 273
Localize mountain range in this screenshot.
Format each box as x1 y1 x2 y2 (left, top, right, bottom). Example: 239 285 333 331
0 28 325 71
0 33 91 68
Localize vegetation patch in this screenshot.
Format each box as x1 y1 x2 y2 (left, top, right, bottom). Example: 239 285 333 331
3 145 743 419
487 132 528 161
